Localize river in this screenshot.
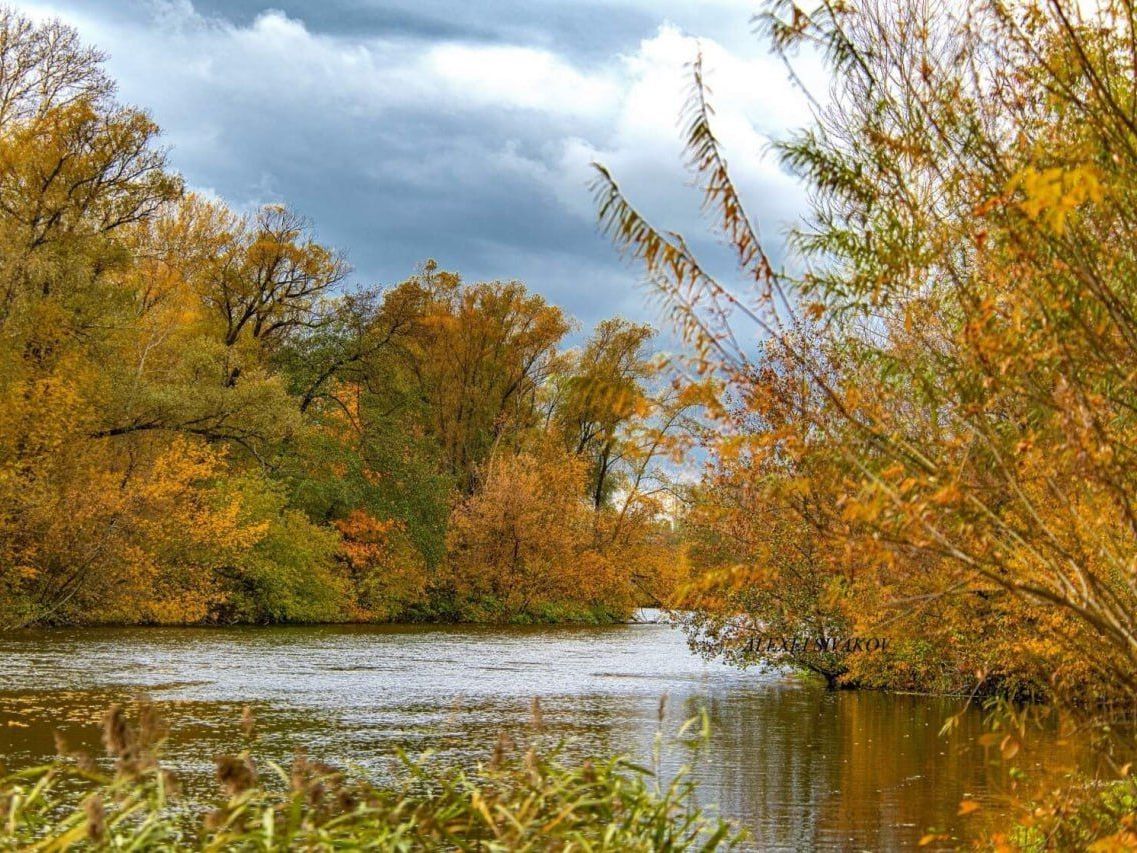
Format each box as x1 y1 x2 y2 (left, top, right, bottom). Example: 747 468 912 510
0 617 1076 850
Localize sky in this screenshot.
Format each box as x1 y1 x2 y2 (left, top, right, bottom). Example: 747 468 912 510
16 0 823 335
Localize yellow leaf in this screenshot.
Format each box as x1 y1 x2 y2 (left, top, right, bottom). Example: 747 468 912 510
957 799 981 816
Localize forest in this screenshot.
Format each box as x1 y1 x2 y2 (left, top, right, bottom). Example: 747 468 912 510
0 7 697 629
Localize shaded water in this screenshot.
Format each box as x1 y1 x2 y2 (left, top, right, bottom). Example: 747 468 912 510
0 619 1078 850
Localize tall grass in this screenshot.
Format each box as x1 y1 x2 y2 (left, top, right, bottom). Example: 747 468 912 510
0 702 743 851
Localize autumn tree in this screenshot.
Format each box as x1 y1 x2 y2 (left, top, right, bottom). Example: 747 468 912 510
594 0 1137 702
552 318 654 508
197 203 348 379
446 447 635 621
335 510 430 620
0 12 342 626
0 8 177 324
403 263 571 492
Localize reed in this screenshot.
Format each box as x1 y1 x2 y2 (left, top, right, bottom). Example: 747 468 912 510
0 703 743 851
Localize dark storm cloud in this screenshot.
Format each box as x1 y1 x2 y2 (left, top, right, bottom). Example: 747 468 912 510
18 0 817 333
187 0 648 55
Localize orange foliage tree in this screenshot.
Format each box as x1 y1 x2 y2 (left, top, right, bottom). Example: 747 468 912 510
445 449 628 621
335 510 430 621
594 0 1137 702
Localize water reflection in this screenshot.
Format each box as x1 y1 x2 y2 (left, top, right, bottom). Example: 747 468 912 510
0 621 1076 849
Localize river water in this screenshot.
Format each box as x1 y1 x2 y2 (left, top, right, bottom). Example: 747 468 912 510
0 618 1076 850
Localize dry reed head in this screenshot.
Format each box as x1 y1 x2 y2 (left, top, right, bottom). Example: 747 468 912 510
101 701 164 776
54 729 96 773
83 794 106 843
161 768 180 800
490 731 514 770
289 750 351 816
101 704 131 758
291 749 310 793
523 745 539 780
203 807 227 832
215 754 256 796
530 696 544 731
137 702 167 748
240 705 255 739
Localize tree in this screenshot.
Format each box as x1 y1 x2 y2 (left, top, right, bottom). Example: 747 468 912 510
193 202 348 387
0 9 178 324
593 0 1137 703
406 263 571 492
0 9 112 127
446 448 634 621
553 318 654 508
335 510 430 620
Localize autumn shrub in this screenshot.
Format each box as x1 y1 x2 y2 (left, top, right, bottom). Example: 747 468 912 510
441 438 689 623
999 777 1137 851
208 474 349 624
0 704 743 851
335 509 431 620
81 439 262 625
445 449 627 621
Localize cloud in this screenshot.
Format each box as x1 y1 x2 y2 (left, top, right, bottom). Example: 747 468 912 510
15 0 818 335
424 43 621 116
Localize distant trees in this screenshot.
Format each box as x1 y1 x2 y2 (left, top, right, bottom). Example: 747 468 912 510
0 7 177 323
204 204 348 351
446 449 598 620
405 265 571 493
0 9 685 627
553 318 654 509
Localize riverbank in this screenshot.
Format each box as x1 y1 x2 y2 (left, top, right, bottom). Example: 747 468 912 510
6 603 658 632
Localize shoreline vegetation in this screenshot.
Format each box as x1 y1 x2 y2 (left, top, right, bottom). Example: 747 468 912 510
0 4 694 635
0 702 744 851
1 607 660 631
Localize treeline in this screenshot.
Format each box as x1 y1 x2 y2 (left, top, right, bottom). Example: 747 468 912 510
597 0 1137 711
0 9 689 628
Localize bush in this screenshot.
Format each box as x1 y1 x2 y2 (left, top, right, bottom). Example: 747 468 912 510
207 474 350 624
999 778 1137 852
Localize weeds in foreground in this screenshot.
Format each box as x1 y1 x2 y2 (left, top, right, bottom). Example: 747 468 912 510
0 701 743 851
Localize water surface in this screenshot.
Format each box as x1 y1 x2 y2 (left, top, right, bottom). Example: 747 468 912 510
0 619 1075 850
